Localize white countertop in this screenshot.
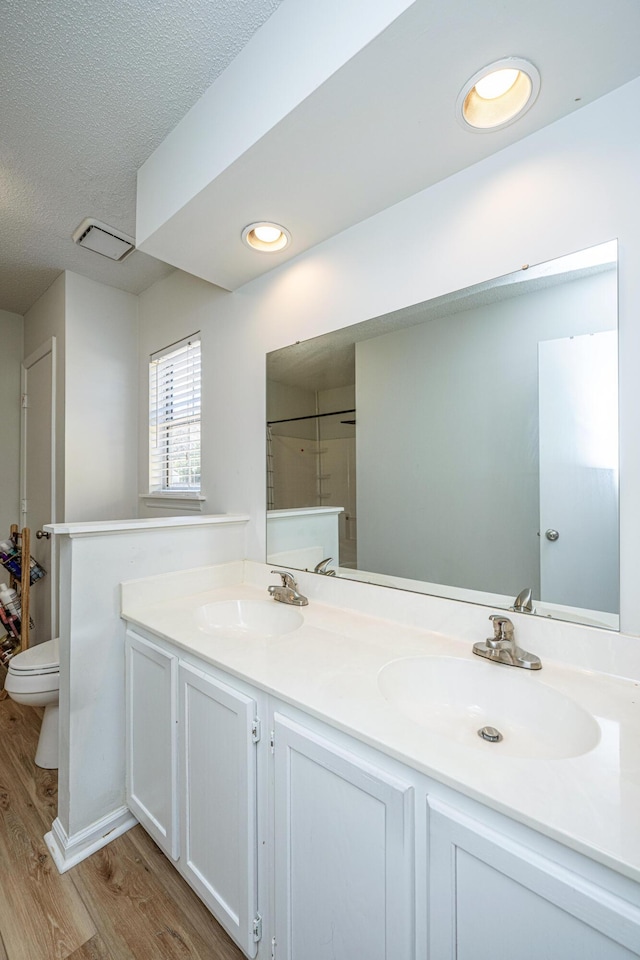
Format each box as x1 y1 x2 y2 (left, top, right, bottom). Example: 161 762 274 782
121 561 640 884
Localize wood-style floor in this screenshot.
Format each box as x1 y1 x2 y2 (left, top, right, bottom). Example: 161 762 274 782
0 681 246 960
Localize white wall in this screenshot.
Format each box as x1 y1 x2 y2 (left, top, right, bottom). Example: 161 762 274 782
64 272 138 521
137 78 640 633
356 270 616 598
137 270 227 517
54 518 248 854
22 271 139 526
0 309 23 536
267 380 316 435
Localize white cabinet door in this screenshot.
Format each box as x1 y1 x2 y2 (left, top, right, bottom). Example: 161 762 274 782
178 662 260 958
273 713 414 960
125 630 178 860
428 796 640 960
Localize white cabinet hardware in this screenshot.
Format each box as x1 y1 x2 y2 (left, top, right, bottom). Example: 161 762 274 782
252 718 262 743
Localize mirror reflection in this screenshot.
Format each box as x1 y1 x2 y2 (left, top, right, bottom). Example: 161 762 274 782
266 241 619 629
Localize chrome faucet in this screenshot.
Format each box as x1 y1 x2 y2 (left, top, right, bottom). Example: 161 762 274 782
511 586 535 614
313 557 336 576
268 570 309 606
473 614 541 670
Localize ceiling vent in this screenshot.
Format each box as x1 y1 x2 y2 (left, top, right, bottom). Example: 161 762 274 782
72 218 135 262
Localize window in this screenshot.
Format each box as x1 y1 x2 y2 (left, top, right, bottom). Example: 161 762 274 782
149 334 201 493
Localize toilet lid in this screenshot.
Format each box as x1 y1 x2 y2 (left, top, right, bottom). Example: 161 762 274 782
8 638 59 675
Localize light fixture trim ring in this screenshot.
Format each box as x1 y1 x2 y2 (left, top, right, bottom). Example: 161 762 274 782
242 221 291 253
456 57 540 133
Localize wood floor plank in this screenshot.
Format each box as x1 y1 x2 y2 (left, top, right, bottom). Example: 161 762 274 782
64 934 111 959
127 827 246 960
0 689 41 753
0 697 54 834
0 685 249 960
71 827 246 960
0 698 97 960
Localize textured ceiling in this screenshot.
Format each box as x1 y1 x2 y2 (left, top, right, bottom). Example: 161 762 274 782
0 0 283 314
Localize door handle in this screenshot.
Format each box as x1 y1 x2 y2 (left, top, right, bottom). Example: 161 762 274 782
36 529 51 540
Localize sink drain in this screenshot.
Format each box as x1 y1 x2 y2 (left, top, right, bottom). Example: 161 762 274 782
478 725 503 743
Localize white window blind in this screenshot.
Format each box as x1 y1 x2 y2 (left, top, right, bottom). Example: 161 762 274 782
149 334 201 493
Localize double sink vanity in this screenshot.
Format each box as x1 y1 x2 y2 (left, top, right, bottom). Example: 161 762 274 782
121 559 640 960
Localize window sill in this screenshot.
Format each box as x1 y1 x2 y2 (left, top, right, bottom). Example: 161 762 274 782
139 492 207 513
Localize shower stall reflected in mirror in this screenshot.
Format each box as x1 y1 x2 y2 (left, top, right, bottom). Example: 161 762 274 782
267 388 357 569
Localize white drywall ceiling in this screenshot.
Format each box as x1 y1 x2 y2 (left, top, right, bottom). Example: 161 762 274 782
0 0 283 315
137 0 640 291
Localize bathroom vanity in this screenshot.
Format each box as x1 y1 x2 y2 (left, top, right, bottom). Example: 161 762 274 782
122 561 640 960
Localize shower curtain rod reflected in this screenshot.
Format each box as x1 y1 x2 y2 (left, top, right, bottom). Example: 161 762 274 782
268 408 356 426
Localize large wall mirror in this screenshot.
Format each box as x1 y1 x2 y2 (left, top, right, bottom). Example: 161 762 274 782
266 240 619 630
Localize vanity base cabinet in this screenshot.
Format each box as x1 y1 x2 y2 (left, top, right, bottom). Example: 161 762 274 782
428 796 640 960
125 630 178 860
273 712 415 960
125 624 640 960
178 663 260 959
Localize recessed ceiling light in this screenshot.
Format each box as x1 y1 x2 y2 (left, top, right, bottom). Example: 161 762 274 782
242 222 291 253
456 58 540 132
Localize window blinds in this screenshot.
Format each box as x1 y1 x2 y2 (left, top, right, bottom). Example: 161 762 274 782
149 334 201 492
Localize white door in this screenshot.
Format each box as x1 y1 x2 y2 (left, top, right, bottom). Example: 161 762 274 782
273 712 414 960
178 663 260 958
538 331 618 613
21 338 57 643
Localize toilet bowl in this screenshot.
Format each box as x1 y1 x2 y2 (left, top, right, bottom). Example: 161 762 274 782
4 638 60 769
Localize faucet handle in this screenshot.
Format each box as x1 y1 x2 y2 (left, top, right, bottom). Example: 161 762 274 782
511 586 534 613
489 614 514 642
271 569 296 588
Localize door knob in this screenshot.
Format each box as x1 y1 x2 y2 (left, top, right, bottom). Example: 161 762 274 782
545 528 560 542
35 529 51 540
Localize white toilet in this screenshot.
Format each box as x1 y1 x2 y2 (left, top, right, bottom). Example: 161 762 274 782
4 638 60 769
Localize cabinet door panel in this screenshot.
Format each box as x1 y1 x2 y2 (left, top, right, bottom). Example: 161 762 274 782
179 663 259 958
429 797 640 959
274 713 414 960
125 631 178 859
455 848 636 960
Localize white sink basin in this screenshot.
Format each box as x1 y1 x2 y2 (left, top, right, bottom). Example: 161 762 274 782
196 599 304 639
377 656 600 759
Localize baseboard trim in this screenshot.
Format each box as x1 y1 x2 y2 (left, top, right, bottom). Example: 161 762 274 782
45 806 138 874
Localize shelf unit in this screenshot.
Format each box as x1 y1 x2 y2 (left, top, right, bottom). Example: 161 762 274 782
0 525 35 699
